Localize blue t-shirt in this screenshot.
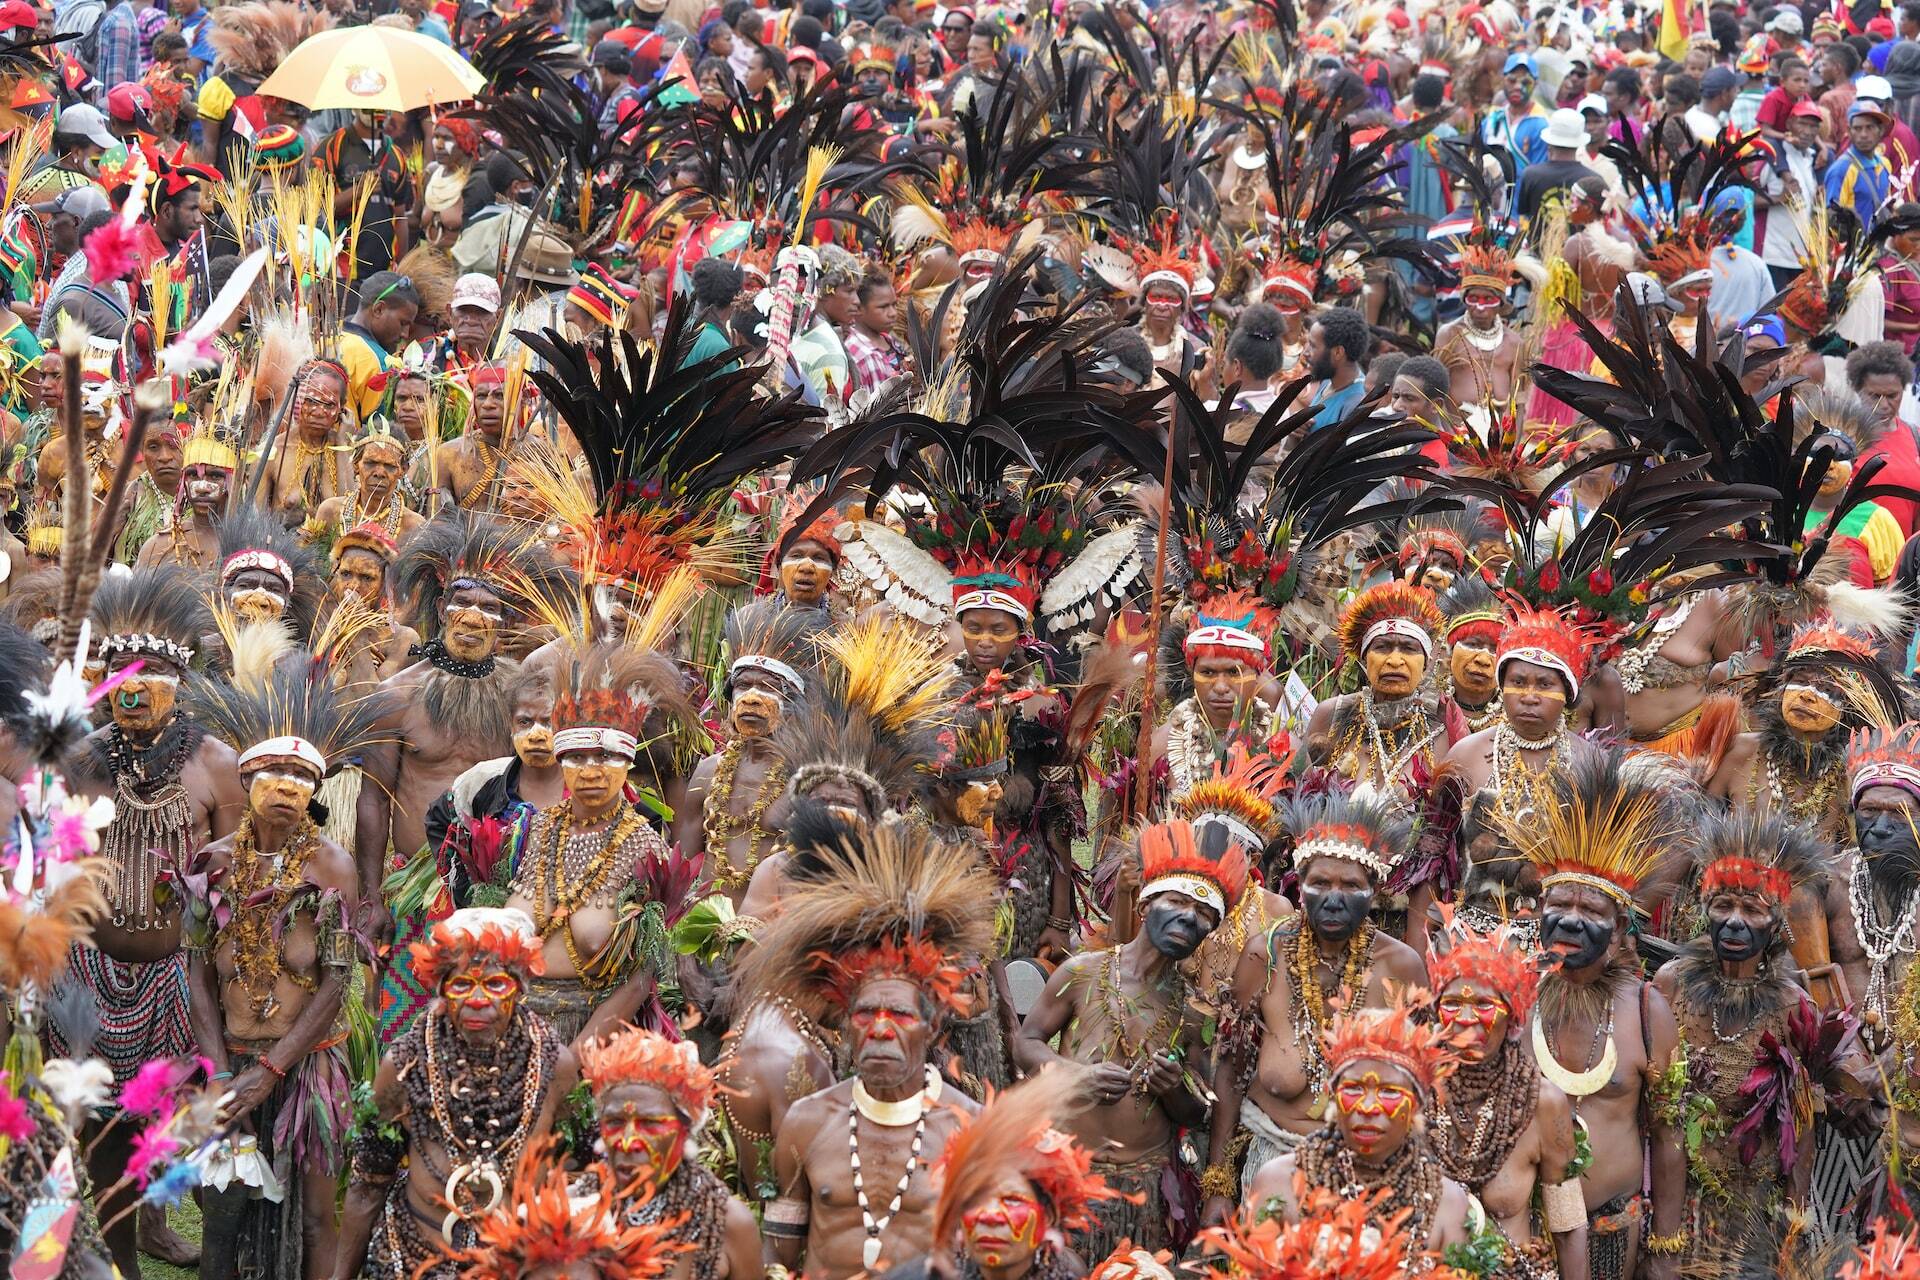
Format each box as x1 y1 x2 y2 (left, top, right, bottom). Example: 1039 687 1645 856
1311 377 1366 429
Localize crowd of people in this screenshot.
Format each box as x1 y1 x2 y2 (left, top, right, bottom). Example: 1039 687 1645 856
14 0 1920 1276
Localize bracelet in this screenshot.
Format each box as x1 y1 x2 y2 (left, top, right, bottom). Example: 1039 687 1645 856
211 1071 233 1083
1046 915 1073 932
1642 1230 1689 1256
260 1057 287 1081
1198 1163 1238 1200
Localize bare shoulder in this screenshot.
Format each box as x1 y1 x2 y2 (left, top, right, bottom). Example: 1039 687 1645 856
1650 957 1680 999
781 1080 847 1139
1246 1152 1297 1216
1371 930 1428 986
308 835 360 896
1446 727 1495 765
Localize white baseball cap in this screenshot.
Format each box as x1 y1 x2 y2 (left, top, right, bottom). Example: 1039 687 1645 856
1858 74 1894 104
55 103 115 150
1577 92 1609 115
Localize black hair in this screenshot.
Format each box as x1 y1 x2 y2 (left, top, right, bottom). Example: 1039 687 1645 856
721 0 754 24
1847 338 1915 389
692 257 745 310
855 269 894 305
1227 303 1286 380
207 253 241 298
508 663 554 708
1827 40 1863 77
78 209 115 240
790 13 825 46
1100 326 1154 384
1663 71 1700 106
483 150 526 193
1396 353 1451 399
1368 350 1406 393
1844 33 1873 62
1314 305 1371 365
358 270 421 311
152 30 187 58
1709 8 1740 51
1604 64 1643 100
1411 72 1446 109
694 54 731 83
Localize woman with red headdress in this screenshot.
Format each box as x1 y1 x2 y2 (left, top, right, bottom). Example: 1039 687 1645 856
419 116 488 249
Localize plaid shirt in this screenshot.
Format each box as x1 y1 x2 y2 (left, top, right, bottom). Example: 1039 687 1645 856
845 327 905 392
95 0 141 88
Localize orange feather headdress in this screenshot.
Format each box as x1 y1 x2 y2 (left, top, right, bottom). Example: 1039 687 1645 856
1496 601 1601 700
1426 925 1541 1024
579 1024 722 1127
1322 997 1458 1100
931 1066 1121 1253
442 1138 689 1280
1170 744 1289 854
1337 581 1446 664
1692 810 1830 910
1193 1185 1440 1280
1137 819 1250 920
1843 1224 1920 1280
408 908 547 992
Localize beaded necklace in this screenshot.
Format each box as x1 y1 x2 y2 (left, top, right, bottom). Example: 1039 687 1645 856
1332 690 1438 787
1297 1127 1442 1247
341 485 406 538
1490 721 1570 827
1096 946 1186 1086
222 812 320 1018
461 435 500 508
529 801 644 986
419 1012 556 1238
1288 918 1374 1101
412 636 496 678
1432 1039 1537 1190
702 739 787 892
1165 696 1274 795
1849 854 1919 1025
622 1161 733 1271
100 716 200 929
850 1100 927 1270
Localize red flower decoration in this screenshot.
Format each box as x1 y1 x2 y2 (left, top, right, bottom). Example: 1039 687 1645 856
1587 567 1614 595
1537 560 1562 594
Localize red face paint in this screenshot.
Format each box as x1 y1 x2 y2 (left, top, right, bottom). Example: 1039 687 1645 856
962 1192 1044 1266
441 967 520 1028
599 1108 686 1182
1332 1072 1416 1121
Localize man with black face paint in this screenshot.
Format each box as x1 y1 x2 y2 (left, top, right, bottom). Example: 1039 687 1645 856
1818 722 1920 1224
1016 819 1249 1260
1203 784 1426 1226
1652 813 1838 1271
1509 750 1685 1280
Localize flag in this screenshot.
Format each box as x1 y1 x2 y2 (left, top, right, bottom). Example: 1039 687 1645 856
655 48 698 107
1658 0 1692 61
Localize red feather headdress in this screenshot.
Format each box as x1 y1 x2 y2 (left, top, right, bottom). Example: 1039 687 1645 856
408 908 547 991
579 1023 722 1125
1337 581 1446 664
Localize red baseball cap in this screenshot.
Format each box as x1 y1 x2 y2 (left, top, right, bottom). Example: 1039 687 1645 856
106 82 153 124
0 0 38 29
1790 99 1826 119
787 45 822 67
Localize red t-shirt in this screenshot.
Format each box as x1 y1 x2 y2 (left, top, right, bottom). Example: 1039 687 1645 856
1755 86 1802 131
1864 418 1920 536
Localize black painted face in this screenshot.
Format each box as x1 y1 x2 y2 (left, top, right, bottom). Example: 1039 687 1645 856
1539 908 1613 970
1856 786 1920 884
1706 909 1774 965
1142 891 1219 960
1302 888 1373 942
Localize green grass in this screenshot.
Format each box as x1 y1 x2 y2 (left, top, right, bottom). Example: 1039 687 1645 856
138 1201 201 1280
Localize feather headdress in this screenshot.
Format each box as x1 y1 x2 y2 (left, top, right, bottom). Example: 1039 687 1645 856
579 1023 721 1129
515 299 821 595
1280 781 1411 883
1170 743 1289 854
931 1065 1118 1253
1693 809 1831 909
769 613 954 815
1336 580 1447 665
408 906 546 991
207 1 332 79
1502 748 1688 914
1193 1185 1430 1280
547 639 701 768
1137 818 1251 919
1322 995 1458 1098
91 564 211 670
388 511 572 640
1426 924 1541 1023
1605 127 1763 284
187 659 388 778
1440 573 1504 648
1495 601 1602 700
721 598 822 701
1846 720 1920 805
215 503 325 639
730 817 998 1024
443 1138 688 1280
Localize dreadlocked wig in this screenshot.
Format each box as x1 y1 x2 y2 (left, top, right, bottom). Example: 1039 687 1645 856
1503 748 1689 916
444 1138 688 1280
931 1065 1118 1254
389 511 572 639
515 299 822 595
769 613 954 815
91 564 212 670
731 818 998 1026
579 1023 721 1127
408 907 547 991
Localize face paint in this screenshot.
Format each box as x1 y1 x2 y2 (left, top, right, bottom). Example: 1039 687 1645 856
110 669 179 734
598 1099 687 1184
962 1190 1045 1269
1449 642 1496 698
959 610 1022 674
1539 908 1614 970
247 768 317 823
1332 1071 1417 1119
1781 682 1842 735
954 777 1004 834
1436 982 1510 1061
560 752 633 816
1143 892 1217 959
1705 902 1775 964
229 586 288 623
1362 638 1427 697
777 541 835 605
1301 887 1373 942
1330 1064 1420 1158
729 687 782 739
441 963 521 1039
1855 788 1920 884
512 719 555 767
442 598 503 661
